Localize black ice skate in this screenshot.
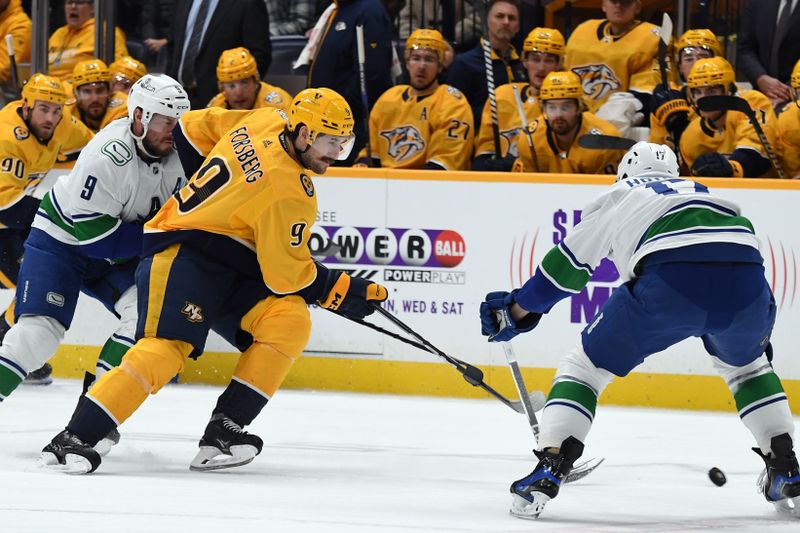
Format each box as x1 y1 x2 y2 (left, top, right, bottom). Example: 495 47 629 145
754 433 800 517
22 363 53 386
190 413 263 472
509 436 585 520
39 430 101 474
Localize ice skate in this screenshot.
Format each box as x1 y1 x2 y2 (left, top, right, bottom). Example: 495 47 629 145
509 436 584 520
754 433 800 517
93 427 121 457
39 430 101 474
22 363 53 386
190 414 263 472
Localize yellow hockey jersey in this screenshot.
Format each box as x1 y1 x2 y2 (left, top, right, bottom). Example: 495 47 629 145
777 104 800 179
65 91 129 132
0 0 31 85
680 90 778 176
0 101 93 209
358 84 474 170
207 81 292 112
145 126 319 296
566 19 663 111
475 82 542 158
48 18 128 81
514 112 622 174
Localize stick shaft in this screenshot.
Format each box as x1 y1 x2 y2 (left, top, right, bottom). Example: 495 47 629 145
355 25 372 164
5 34 19 99
511 84 539 171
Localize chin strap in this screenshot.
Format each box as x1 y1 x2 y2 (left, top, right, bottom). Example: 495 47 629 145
130 123 159 159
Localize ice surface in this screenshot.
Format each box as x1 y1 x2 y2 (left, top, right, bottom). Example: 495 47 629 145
2 381 798 532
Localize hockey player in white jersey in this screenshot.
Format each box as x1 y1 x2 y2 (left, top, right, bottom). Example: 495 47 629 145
481 142 799 519
0 74 189 418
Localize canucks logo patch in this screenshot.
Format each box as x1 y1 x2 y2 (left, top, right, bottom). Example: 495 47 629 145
13 126 29 140
570 64 621 101
380 125 425 162
300 174 314 197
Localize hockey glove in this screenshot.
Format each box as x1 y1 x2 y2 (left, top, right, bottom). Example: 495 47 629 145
318 271 388 320
691 153 743 177
480 290 542 343
652 84 690 132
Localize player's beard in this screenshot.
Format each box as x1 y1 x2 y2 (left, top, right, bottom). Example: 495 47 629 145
143 136 173 158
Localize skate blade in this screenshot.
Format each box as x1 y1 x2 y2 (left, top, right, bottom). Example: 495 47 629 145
38 452 94 474
21 377 53 386
772 495 800 518
509 493 550 520
189 445 258 472
565 457 605 483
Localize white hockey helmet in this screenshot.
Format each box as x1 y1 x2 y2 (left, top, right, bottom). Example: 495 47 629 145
616 142 679 181
128 73 190 139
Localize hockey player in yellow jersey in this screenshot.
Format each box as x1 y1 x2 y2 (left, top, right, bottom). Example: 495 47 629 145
513 71 622 174
174 106 288 178
40 88 389 474
109 56 147 95
355 29 473 170
566 0 664 136
66 59 128 133
777 60 800 178
649 29 722 160
207 47 291 112
681 57 778 178
473 27 564 171
0 73 93 383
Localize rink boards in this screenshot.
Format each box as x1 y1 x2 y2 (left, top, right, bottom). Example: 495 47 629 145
34 169 800 413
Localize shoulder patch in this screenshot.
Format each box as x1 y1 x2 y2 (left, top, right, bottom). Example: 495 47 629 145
14 126 29 140
300 173 314 197
264 91 284 104
277 109 289 121
446 86 463 99
589 128 602 135
101 139 134 166
108 97 124 108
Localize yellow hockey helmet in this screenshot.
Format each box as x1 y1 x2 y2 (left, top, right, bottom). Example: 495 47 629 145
686 57 735 90
523 27 565 57
540 71 583 101
216 47 258 83
22 73 67 106
288 88 355 160
675 29 722 59
109 56 147 84
405 28 448 63
72 59 110 88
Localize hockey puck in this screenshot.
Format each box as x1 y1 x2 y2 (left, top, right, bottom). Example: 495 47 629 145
708 467 726 487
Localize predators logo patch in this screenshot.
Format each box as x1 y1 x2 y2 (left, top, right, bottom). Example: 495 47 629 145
182 302 204 323
300 174 314 197
571 64 621 101
499 127 522 157
264 91 284 104
13 126 29 140
380 125 425 162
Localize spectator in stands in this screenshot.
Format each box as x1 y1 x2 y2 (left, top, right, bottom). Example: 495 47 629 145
109 56 147 95
354 29 473 170
397 0 479 49
777 59 800 178
168 0 271 110
738 0 800 108
513 71 622 174
565 0 662 137
446 0 527 131
0 0 30 90
48 0 129 81
208 47 291 110
307 0 394 165
66 59 128 133
649 29 721 159
141 0 175 66
682 57 778 178
267 0 320 36
473 27 564 171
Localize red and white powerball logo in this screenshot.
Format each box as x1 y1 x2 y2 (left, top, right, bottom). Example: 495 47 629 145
433 230 466 268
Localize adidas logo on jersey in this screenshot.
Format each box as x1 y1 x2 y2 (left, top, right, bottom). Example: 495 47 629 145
380 125 425 162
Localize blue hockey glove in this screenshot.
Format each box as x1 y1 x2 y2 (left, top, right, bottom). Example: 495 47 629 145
479 290 542 342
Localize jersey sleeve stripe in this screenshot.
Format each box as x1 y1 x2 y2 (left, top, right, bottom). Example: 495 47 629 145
540 245 592 292
559 241 595 273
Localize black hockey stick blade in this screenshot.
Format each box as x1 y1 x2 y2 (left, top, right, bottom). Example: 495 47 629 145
578 134 636 151
696 95 751 115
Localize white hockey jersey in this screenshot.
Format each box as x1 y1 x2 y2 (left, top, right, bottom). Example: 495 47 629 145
34 118 185 253
516 176 761 313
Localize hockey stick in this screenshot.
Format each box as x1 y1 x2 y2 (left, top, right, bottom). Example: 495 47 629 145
474 0 501 158
495 311 540 440
511 84 539 172
355 25 372 166
5 34 19 99
577 133 636 151
696 95 786 178
656 14 683 167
